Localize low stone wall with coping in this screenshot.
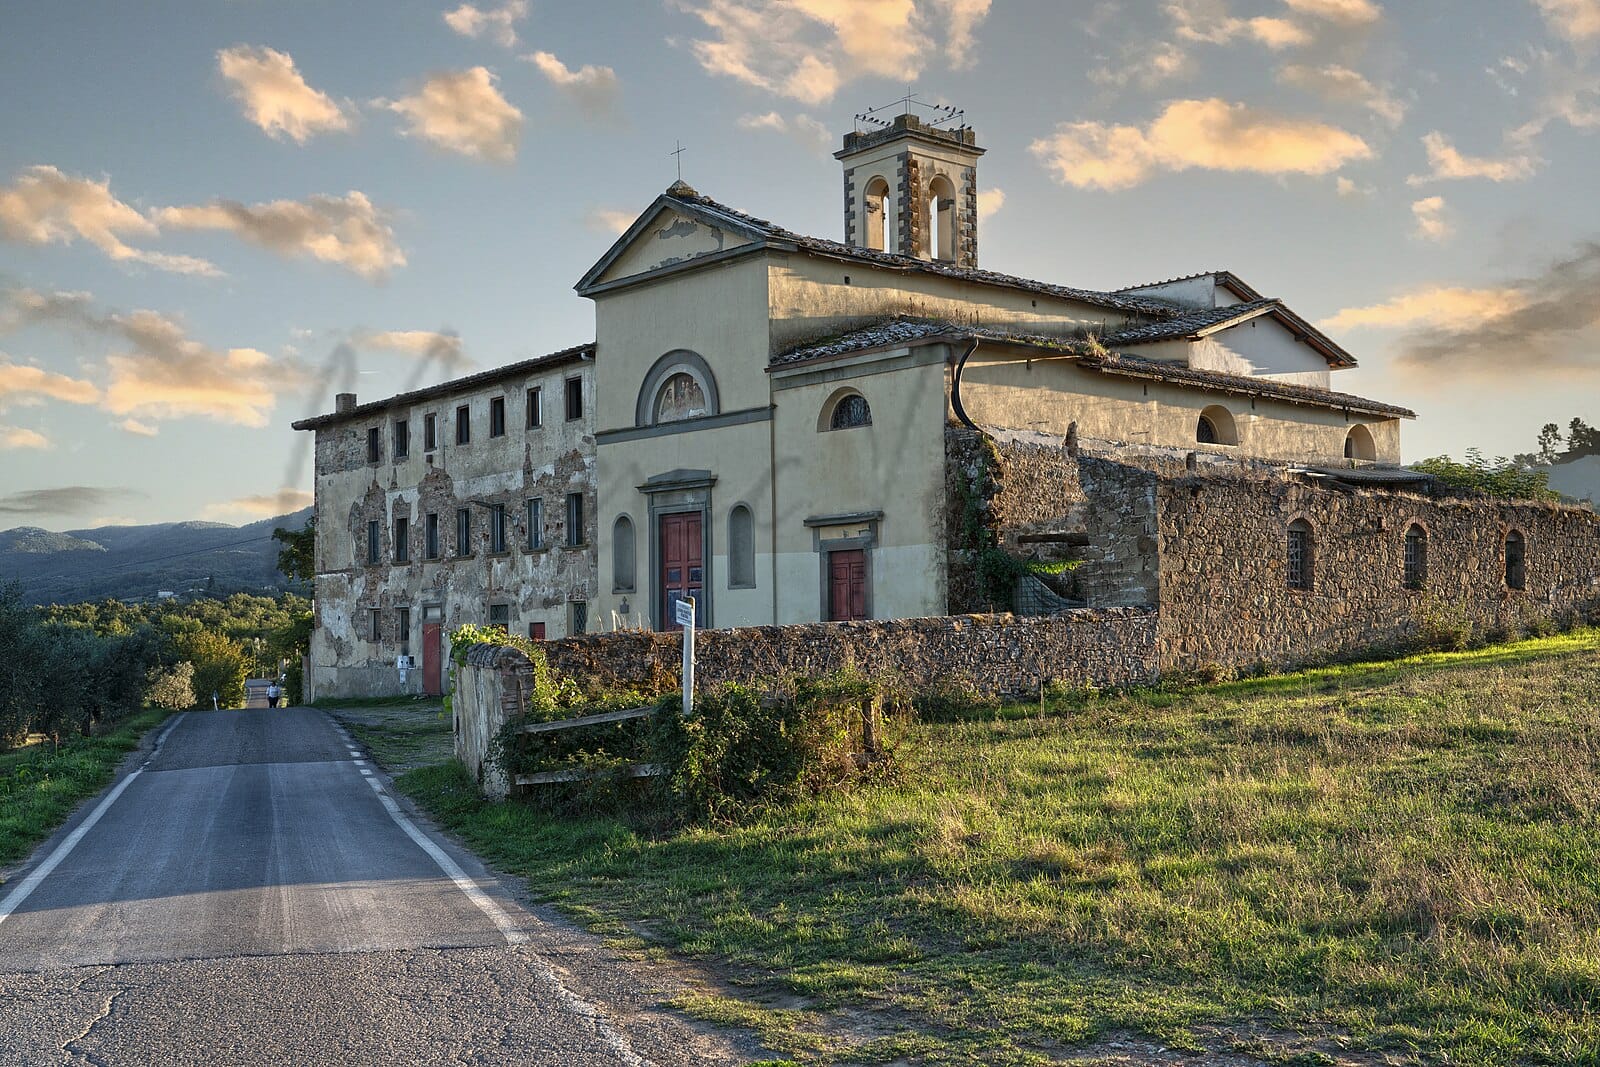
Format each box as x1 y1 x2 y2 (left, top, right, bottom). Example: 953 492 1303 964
454 644 542 798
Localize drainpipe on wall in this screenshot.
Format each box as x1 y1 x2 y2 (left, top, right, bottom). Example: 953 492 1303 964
950 339 981 429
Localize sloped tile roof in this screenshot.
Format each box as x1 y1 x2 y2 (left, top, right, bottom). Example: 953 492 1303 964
1101 299 1281 345
770 317 1099 367
1076 351 1414 418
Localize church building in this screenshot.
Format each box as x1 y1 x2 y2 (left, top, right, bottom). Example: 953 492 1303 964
296 110 1413 699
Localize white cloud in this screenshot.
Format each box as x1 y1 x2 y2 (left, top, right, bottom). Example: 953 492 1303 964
118 418 158 437
1411 196 1452 241
675 0 992 104
1277 63 1406 126
0 426 49 450
1335 176 1373 197
1281 0 1382 26
736 110 831 151
1319 285 1534 331
0 357 100 407
1166 1 1311 49
1407 131 1541 185
1533 0 1600 42
523 51 621 119
584 208 637 235
976 187 1006 219
157 191 404 281
382 67 522 162
0 166 218 276
357 330 471 372
216 45 351 143
442 0 529 47
1090 40 1194 90
203 489 314 520
1030 98 1371 191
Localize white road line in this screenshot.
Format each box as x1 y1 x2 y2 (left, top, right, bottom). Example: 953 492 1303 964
0 713 187 928
359 775 530 946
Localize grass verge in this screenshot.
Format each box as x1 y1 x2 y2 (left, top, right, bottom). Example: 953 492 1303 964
0 708 170 873
322 699 451 773
392 629 1600 1066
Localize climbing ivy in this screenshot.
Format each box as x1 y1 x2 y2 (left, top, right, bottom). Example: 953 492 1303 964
953 434 1026 609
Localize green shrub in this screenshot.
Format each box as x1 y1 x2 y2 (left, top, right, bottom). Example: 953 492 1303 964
145 661 195 711
174 629 249 708
913 676 1002 722
1410 595 1479 652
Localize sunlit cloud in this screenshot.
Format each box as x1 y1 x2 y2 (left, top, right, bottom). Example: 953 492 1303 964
0 426 49 450
0 166 217 276
1319 285 1535 332
216 45 351 143
1533 0 1600 42
523 51 621 119
202 489 314 520
584 208 636 236
118 418 158 437
1281 0 1382 26
1407 131 1541 184
674 0 992 104
736 110 831 151
1030 98 1371 190
156 191 404 281
442 0 529 47
0 358 101 407
1167 0 1311 49
1411 196 1452 242
1089 41 1194 91
1335 176 1373 197
357 329 471 372
976 188 1006 219
381 67 522 162
1278 63 1406 126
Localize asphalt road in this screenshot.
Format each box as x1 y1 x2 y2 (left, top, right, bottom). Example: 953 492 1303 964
0 709 752 1066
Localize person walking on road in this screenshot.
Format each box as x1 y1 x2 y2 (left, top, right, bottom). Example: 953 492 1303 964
266 681 282 709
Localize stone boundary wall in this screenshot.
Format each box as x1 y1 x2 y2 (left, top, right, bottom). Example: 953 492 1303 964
454 644 541 798
1153 470 1600 671
545 609 1160 698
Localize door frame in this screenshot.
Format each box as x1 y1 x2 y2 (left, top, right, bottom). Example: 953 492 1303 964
825 546 870 622
806 511 881 623
639 469 716 632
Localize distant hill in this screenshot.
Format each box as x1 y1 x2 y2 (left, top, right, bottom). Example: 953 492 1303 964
0 508 312 605
1541 455 1600 504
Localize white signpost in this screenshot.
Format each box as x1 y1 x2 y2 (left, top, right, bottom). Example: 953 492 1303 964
675 596 696 715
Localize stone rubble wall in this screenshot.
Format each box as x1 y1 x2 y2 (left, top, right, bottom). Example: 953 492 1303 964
453 644 542 799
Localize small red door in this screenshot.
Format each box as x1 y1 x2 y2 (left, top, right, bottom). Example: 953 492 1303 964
660 512 703 631
828 549 867 621
422 621 443 696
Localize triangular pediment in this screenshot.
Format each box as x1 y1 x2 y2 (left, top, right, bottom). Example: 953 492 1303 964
577 199 763 294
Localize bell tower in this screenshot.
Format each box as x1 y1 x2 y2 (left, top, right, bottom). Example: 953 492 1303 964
836 101 984 268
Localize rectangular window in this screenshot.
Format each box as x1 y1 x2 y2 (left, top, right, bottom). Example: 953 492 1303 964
490 503 507 553
526 498 543 549
1287 526 1312 591
366 426 381 463
566 493 584 547
526 386 542 429
368 607 381 643
393 516 409 563
393 419 409 460
455 404 470 445
528 622 546 641
424 413 437 452
455 508 472 557
397 607 411 655
565 376 582 421
569 600 588 635
366 520 380 565
489 603 510 632
489 396 506 437
424 513 439 559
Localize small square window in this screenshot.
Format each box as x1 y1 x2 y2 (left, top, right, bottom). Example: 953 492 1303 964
528 622 546 641
455 405 471 445
566 493 585 547
490 396 506 437
489 603 510 633
393 419 409 460
366 426 381 463
565 376 583 421
568 600 588 635
424 413 437 452
526 386 542 429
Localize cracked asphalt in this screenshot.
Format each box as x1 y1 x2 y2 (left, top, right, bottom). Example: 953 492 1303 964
0 708 756 1066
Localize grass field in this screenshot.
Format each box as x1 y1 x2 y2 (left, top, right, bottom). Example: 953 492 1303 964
392 630 1600 1066
0 708 171 873
319 698 452 773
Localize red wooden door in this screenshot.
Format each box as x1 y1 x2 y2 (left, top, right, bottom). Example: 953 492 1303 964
660 512 703 631
422 621 442 696
828 549 867 621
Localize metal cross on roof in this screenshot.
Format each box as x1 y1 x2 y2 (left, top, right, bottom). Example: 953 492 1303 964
670 140 686 180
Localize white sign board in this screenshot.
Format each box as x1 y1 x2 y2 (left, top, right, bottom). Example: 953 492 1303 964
677 596 696 715
674 598 696 627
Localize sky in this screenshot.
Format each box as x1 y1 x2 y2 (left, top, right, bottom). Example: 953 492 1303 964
1 0 1598 531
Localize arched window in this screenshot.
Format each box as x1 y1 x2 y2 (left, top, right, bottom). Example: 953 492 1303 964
635 350 720 427
612 515 635 592
1197 405 1237 446
728 504 755 589
827 393 872 431
863 176 889 252
654 373 707 423
1403 524 1427 590
1505 530 1526 590
1345 424 1376 461
1287 518 1314 591
928 175 957 262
